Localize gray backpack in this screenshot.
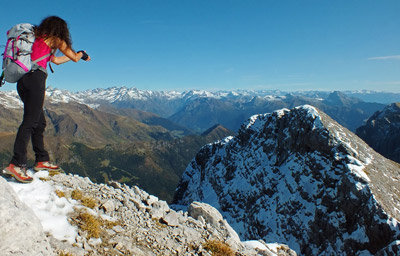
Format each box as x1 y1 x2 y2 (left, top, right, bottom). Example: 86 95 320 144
0 23 51 85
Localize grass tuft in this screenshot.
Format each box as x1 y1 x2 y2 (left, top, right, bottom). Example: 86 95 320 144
71 189 97 209
71 189 83 201
203 240 235 256
77 211 102 239
81 197 97 209
55 190 65 198
58 251 74 256
48 170 61 177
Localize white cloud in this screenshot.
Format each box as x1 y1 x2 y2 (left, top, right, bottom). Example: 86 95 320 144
368 55 400 60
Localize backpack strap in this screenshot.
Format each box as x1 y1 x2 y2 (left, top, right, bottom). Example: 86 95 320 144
48 49 56 73
31 53 51 64
31 48 56 73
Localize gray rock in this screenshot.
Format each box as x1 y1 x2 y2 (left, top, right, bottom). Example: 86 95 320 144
146 195 158 206
112 225 125 233
101 199 115 213
0 177 54 256
161 211 179 226
188 201 223 227
149 200 169 219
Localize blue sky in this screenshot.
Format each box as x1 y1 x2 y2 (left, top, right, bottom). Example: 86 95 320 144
1 0 399 92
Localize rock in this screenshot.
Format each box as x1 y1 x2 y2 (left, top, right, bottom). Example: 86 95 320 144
112 225 125 233
108 181 122 190
0 177 54 256
130 197 145 210
188 201 223 227
88 238 102 247
221 219 242 250
101 200 115 213
48 236 85 256
149 200 169 219
146 195 158 206
161 211 179 226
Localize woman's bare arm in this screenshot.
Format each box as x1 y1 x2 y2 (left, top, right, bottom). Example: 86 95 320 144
50 39 90 65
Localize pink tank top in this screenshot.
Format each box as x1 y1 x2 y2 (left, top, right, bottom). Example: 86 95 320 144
31 37 52 69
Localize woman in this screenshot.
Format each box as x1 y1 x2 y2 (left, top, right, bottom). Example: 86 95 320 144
4 16 90 183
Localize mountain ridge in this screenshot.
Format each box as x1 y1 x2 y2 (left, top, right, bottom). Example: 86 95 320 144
173 105 400 255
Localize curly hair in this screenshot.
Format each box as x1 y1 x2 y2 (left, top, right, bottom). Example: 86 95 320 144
35 16 72 49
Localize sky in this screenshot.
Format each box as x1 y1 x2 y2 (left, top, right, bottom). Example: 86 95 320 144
1 0 399 93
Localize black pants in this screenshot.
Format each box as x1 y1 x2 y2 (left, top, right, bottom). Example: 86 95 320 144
11 70 49 166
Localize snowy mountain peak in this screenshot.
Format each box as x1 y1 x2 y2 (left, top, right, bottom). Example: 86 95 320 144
173 105 400 255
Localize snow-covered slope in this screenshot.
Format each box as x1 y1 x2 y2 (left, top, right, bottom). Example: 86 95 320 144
173 105 400 255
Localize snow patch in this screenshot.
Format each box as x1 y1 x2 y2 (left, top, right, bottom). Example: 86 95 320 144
243 240 268 250
347 156 370 182
8 171 78 243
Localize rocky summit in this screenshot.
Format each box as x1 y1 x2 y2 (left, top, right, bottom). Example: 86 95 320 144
173 105 400 255
0 172 296 256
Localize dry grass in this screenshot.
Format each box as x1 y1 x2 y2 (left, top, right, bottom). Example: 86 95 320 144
103 219 120 229
71 189 83 201
58 251 75 256
203 240 235 256
71 189 97 209
48 170 61 177
76 211 102 239
81 197 97 209
72 209 120 239
55 190 65 198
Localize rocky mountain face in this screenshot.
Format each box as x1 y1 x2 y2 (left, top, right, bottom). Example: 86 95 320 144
356 103 400 164
0 174 296 256
173 105 400 255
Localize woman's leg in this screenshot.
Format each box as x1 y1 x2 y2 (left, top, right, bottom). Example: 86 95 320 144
31 110 50 162
11 70 47 166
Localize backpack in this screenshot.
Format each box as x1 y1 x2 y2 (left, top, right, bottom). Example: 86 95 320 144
0 23 52 85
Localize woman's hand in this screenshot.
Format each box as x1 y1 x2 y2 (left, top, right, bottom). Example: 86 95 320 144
77 50 90 61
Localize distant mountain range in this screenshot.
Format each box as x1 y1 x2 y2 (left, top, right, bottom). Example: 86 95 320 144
173 105 400 255
42 87 394 132
0 87 398 201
